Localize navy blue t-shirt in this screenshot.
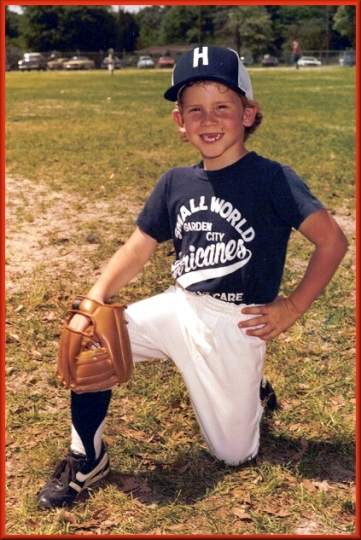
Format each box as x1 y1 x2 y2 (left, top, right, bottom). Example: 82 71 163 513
136 152 324 305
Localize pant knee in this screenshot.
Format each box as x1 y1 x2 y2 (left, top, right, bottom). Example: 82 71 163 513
208 437 259 466
212 449 258 467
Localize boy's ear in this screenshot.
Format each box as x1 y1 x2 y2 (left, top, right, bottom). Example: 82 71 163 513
243 100 259 127
172 108 187 135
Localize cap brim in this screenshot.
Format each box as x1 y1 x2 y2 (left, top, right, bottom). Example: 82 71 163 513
164 75 246 102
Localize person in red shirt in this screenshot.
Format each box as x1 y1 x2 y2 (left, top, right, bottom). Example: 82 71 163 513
292 41 302 69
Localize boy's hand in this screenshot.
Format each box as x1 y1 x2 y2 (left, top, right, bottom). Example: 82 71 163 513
238 210 348 342
238 296 302 341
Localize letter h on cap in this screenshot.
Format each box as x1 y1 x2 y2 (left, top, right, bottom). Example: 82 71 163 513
193 47 209 67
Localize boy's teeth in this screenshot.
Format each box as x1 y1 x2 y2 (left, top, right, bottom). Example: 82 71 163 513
203 134 221 142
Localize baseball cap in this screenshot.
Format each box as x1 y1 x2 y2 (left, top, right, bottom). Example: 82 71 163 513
164 45 253 102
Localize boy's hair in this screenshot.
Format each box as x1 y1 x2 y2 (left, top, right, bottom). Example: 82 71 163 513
175 81 262 142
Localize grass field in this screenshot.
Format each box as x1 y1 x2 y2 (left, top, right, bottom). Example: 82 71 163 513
5 66 356 535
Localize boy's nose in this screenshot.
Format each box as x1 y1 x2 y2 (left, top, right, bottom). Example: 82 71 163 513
201 110 217 125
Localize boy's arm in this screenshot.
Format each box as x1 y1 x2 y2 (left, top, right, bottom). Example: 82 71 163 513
238 208 349 341
68 227 158 332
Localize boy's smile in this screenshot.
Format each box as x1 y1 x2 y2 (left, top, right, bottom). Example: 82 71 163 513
201 133 224 143
173 82 258 171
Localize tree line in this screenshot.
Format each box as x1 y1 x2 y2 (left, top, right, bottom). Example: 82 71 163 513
6 5 355 66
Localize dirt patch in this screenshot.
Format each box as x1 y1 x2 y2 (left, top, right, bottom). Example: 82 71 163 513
5 174 141 296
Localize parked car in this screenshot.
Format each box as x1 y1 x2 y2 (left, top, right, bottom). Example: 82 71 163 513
157 56 175 68
18 53 48 71
63 56 95 70
137 55 155 69
47 57 68 70
101 56 122 69
297 56 322 67
261 54 279 67
339 50 355 67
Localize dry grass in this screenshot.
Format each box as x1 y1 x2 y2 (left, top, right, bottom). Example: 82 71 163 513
5 67 356 535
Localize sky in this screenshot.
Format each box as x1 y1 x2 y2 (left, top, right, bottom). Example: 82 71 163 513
112 5 150 11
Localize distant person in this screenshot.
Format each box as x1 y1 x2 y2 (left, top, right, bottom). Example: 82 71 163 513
107 48 115 75
292 41 302 69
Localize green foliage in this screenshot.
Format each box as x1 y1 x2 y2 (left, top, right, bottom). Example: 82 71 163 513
5 6 27 56
5 67 355 535
159 6 201 45
6 5 355 55
225 6 272 57
332 5 356 48
116 8 139 52
5 6 22 39
134 5 164 49
12 5 137 53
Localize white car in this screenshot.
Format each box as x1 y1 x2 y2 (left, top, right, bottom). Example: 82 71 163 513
137 55 155 69
297 56 322 67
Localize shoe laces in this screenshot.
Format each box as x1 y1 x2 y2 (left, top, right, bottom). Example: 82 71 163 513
50 453 87 486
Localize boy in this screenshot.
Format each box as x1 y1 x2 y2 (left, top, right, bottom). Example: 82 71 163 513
37 46 348 508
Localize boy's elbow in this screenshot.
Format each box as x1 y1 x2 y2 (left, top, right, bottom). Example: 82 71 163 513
336 228 349 261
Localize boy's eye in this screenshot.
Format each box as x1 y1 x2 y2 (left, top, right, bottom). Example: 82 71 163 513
188 105 228 113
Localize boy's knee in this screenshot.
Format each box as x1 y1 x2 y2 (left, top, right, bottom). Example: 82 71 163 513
209 439 259 467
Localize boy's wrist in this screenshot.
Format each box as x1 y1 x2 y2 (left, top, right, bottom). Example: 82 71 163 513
286 295 307 316
85 288 107 305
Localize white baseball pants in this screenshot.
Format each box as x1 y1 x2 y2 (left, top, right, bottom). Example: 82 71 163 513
125 285 266 466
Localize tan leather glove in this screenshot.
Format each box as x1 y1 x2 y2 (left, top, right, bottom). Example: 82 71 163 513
57 296 133 393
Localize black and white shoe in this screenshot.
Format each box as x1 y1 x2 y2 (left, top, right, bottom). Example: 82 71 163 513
260 376 278 411
36 442 109 509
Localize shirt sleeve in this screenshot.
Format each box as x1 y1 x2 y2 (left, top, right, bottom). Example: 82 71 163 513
273 165 325 230
136 174 172 243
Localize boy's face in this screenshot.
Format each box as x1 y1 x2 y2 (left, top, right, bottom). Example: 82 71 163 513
173 82 258 171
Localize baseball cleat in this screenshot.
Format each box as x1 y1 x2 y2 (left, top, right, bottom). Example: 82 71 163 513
260 376 278 411
36 442 109 509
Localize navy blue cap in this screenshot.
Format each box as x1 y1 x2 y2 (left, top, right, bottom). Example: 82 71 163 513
164 45 253 102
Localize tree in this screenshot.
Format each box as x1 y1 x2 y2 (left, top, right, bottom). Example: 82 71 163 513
6 4 354 61
22 6 66 51
214 6 272 58
159 6 198 44
5 6 26 67
134 5 163 49
266 5 322 55
21 6 118 52
116 8 139 53
6 6 22 40
268 6 321 50
333 5 356 49
267 5 347 61
159 5 215 45
285 15 328 52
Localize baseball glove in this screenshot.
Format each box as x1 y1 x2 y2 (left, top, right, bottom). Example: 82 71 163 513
57 296 133 393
